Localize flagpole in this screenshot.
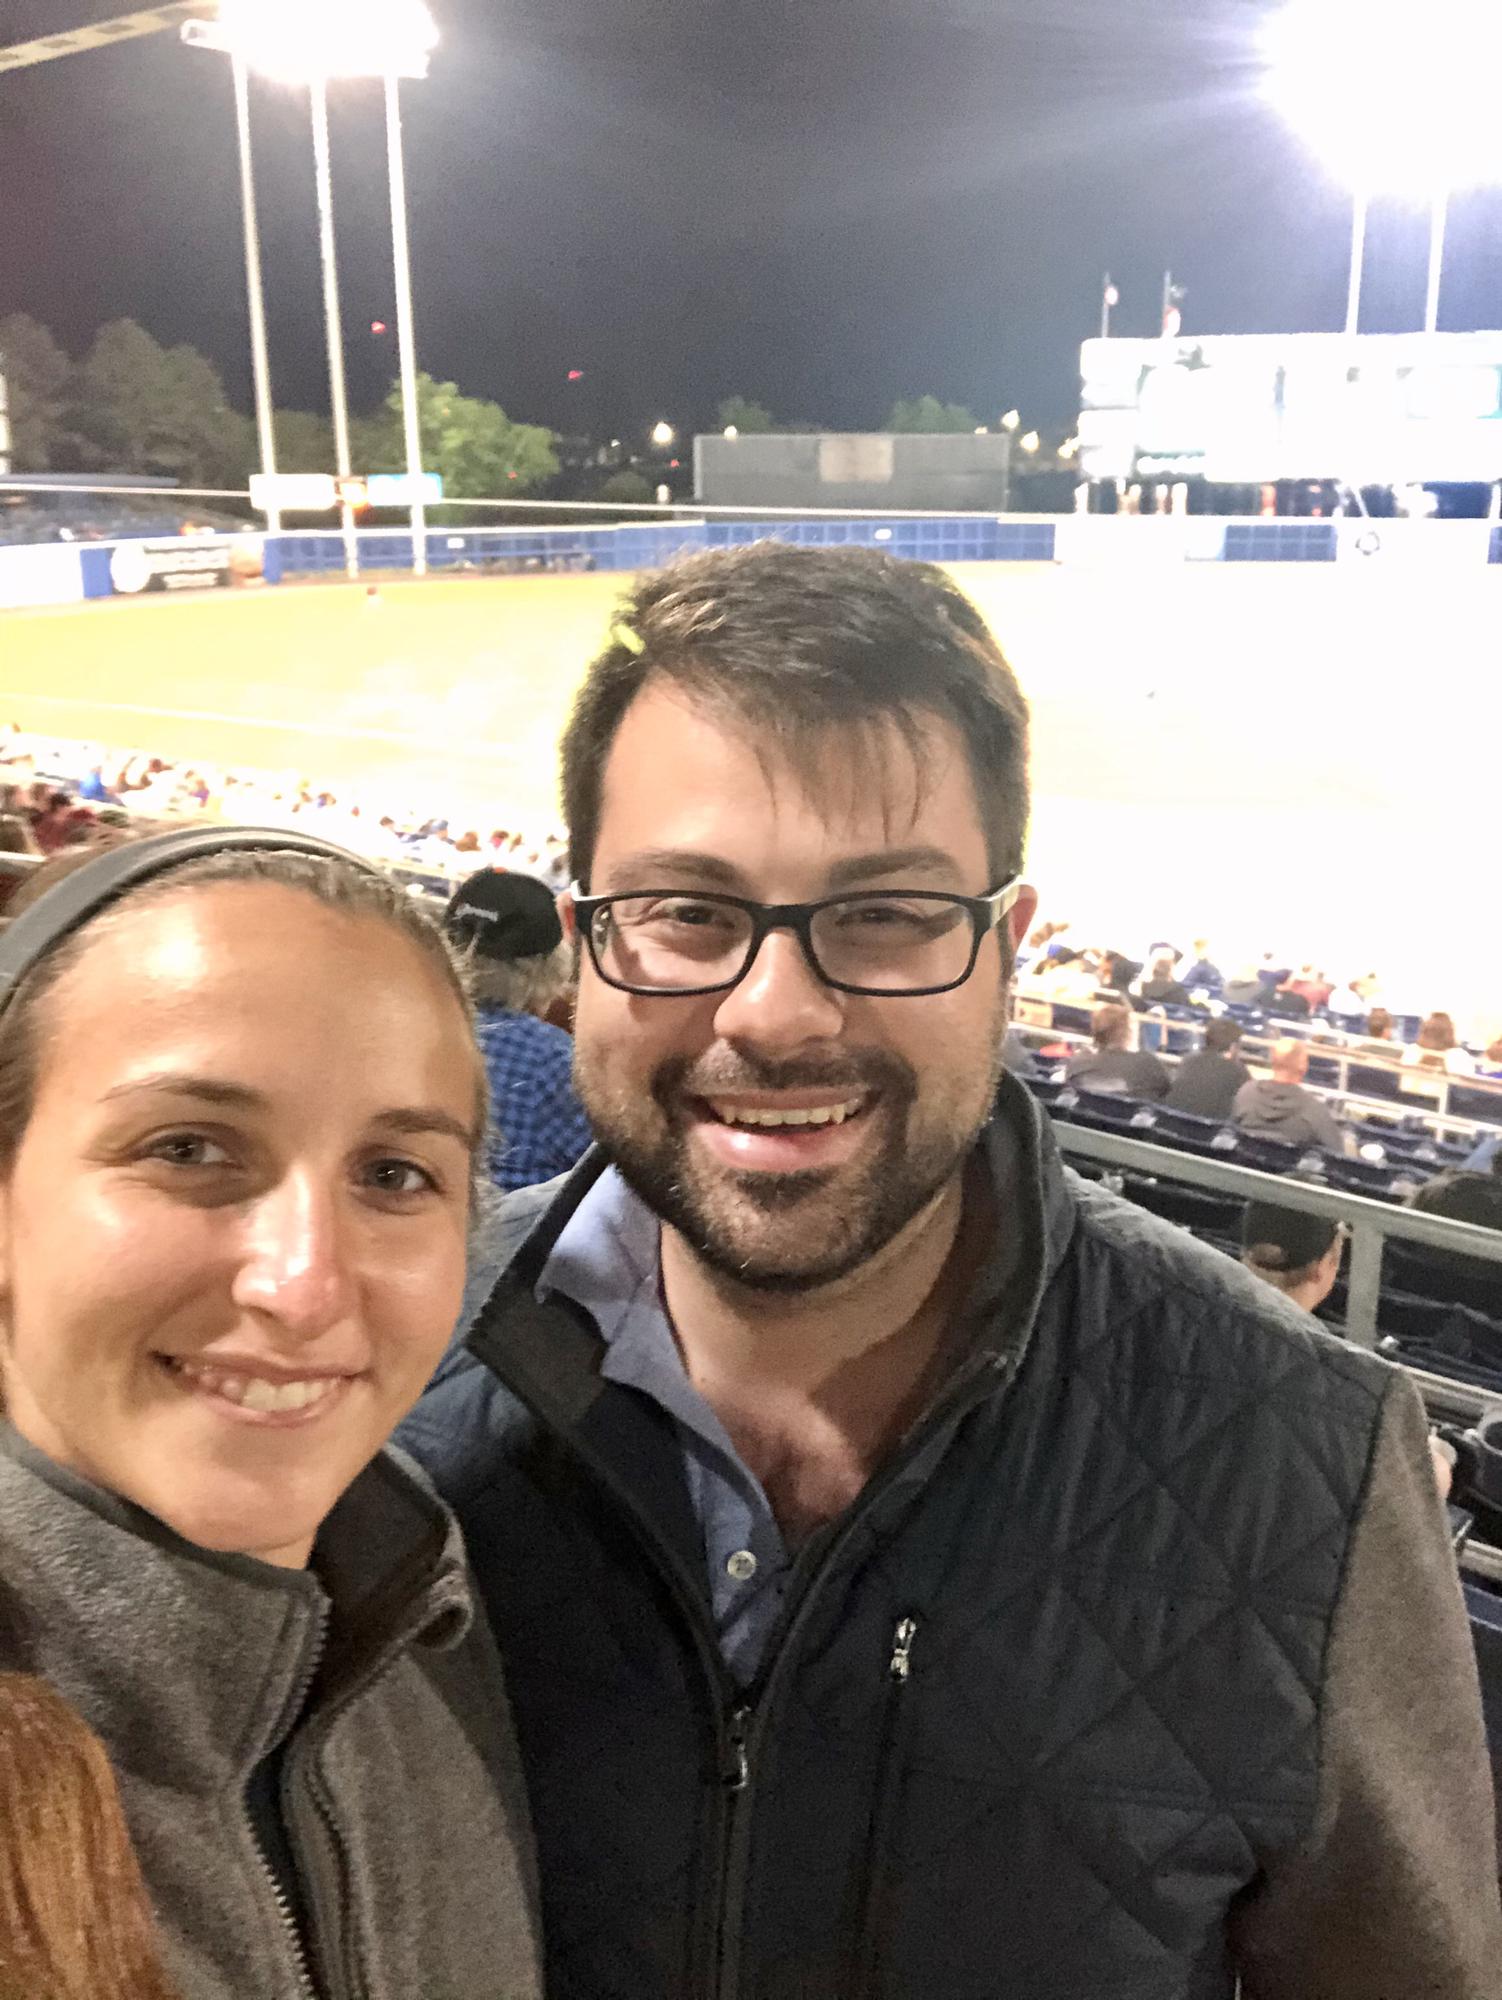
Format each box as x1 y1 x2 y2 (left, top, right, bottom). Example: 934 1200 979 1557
1101 274 1114 340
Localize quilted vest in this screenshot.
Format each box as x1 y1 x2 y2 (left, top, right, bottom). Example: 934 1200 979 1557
402 1081 1388 2000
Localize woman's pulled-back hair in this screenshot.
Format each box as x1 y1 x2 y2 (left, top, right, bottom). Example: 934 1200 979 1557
0 845 484 1181
560 541 1031 890
0 1673 180 2000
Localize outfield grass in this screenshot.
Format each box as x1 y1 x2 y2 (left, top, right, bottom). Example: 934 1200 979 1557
1 563 1496 1033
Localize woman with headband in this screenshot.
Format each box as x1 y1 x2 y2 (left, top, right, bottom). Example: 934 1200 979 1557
0 828 541 2000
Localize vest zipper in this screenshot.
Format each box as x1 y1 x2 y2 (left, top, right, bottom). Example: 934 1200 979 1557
708 1352 1011 2000
846 1617 920 1999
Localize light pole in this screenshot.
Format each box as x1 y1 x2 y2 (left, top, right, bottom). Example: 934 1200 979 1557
384 72 428 575
1262 0 1502 336
230 56 281 532
309 78 359 579
1345 187 1367 337
183 2 439 577
1425 191 1449 335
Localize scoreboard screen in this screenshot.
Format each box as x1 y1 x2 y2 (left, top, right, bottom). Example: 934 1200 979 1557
1078 331 1502 486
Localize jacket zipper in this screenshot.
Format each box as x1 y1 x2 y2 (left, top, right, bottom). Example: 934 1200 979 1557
246 1618 329 2000
846 1617 919 2000
247 1828 321 2000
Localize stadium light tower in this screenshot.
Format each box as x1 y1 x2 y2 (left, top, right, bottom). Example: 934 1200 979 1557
185 1 439 576
1262 0 1502 335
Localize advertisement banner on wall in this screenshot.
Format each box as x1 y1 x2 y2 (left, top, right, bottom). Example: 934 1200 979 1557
107 537 236 595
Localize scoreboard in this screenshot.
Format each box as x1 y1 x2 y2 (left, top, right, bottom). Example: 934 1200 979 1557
1078 331 1502 487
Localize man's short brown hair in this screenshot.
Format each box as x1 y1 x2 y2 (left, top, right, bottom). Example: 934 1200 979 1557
560 542 1030 890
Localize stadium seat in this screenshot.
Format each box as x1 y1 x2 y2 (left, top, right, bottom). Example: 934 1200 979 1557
1386 1241 1502 1324
1055 1090 1157 1136
1229 1132 1308 1176
1117 1173 1244 1238
1450 1083 1502 1130
1348 1062 1404 1103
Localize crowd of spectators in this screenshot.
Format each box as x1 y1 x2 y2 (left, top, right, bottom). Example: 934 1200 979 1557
0 723 571 895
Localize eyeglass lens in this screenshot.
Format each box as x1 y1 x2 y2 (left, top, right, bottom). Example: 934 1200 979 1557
590 893 976 993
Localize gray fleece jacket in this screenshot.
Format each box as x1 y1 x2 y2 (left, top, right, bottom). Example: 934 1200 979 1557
0 1424 542 2000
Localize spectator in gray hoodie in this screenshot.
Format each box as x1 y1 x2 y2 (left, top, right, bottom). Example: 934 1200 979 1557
1233 1038 1350 1155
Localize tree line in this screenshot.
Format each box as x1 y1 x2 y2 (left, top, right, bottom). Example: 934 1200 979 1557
0 313 559 499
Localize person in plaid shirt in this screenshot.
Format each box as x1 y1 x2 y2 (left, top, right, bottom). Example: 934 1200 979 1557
445 868 593 1192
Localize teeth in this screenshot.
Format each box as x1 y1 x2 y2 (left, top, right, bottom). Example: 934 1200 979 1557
707 1099 863 1129
168 1359 340 1414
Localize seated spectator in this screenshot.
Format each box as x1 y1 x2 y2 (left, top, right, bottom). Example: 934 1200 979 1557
1002 1026 1038 1080
1240 1209 1456 1498
1327 972 1383 1023
1065 1002 1171 1100
75 761 119 806
1403 1012 1476 1079
1164 1016 1252 1120
1464 1134 1500 1175
1232 1039 1349 1155
1181 938 1223 996
1241 1202 1344 1314
444 868 593 1192
1097 949 1143 995
1411 1166 1502 1237
1221 964 1267 1010
1283 965 1333 1011
1265 982 1312 1021
1478 1036 1502 1080
1357 1006 1398 1053
1137 954 1192 1008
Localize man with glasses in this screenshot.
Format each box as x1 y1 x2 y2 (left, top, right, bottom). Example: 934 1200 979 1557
404 543 1498 1998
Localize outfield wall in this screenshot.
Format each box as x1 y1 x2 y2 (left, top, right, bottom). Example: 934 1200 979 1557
3 513 1502 614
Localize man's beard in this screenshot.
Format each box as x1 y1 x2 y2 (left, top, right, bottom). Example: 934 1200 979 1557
573 1031 1005 1294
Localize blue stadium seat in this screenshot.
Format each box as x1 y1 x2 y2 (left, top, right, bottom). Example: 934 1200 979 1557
1450 1083 1502 1130
1348 1062 1404 1103
1229 1132 1307 1176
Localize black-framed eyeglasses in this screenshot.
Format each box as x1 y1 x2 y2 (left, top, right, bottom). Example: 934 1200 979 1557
570 878 1023 999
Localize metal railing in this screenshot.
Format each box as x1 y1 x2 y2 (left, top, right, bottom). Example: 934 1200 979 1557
1053 1116 1502 1353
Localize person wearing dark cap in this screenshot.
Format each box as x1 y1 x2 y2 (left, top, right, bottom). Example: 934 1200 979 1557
1241 1201 1344 1314
445 868 594 1193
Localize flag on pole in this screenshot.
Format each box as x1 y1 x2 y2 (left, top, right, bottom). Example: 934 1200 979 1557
1162 274 1186 338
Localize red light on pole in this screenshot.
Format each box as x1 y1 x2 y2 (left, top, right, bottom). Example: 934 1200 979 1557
567 368 585 382
371 320 388 335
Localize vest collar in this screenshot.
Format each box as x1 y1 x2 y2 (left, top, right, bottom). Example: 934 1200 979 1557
470 1071 1079 1419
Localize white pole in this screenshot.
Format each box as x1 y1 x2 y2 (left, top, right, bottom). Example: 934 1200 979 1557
1425 188 1449 336
384 72 428 578
310 78 359 580
232 54 281 535
1345 187 1368 338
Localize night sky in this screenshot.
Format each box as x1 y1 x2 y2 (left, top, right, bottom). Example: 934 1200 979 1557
2 0 1499 441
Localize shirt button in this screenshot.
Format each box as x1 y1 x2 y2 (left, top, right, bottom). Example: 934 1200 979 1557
726 1550 758 1583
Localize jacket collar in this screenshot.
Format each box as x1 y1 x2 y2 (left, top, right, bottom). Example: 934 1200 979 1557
0 1427 474 1795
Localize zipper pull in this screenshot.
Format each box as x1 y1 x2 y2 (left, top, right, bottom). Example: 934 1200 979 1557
889 1616 918 1682
723 1704 750 1792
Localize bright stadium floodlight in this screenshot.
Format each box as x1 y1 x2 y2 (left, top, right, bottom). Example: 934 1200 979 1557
186 0 438 83
1262 0 1502 333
